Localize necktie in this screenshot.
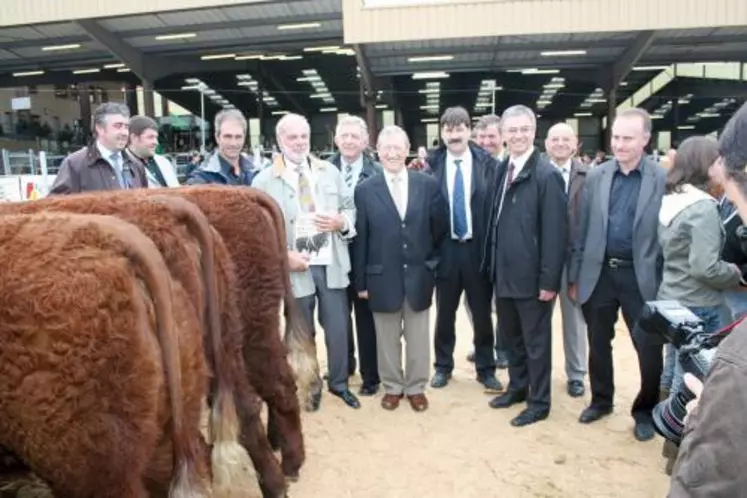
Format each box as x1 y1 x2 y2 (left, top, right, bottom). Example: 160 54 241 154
391 175 405 219
297 167 316 213
452 159 468 239
110 153 129 189
507 162 516 185
344 163 354 189
560 166 569 193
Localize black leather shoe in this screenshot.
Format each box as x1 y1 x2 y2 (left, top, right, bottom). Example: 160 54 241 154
634 421 655 441
478 375 504 394
579 405 613 424
511 408 549 427
430 372 451 388
489 390 527 409
359 383 380 396
466 352 475 363
567 380 585 398
329 389 361 409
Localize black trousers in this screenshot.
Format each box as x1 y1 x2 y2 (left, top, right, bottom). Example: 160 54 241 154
630 320 665 424
495 297 554 410
434 239 496 377
345 284 380 387
581 264 645 410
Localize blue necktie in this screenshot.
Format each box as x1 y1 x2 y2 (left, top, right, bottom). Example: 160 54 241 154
452 159 468 239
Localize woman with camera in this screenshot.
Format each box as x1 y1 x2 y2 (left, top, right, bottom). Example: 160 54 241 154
656 136 743 472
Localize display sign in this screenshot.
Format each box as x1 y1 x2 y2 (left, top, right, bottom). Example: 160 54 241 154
0 176 22 202
19 174 57 200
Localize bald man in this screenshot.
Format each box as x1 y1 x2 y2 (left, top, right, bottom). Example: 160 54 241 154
545 123 588 398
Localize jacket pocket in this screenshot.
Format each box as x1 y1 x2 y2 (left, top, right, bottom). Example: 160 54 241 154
366 264 383 274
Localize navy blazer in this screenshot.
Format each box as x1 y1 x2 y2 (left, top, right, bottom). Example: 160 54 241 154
353 170 449 313
426 142 498 278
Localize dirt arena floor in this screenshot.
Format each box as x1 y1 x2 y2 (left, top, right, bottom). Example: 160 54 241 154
287 304 673 498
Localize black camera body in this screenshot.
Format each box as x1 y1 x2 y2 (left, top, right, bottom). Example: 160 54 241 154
637 301 720 445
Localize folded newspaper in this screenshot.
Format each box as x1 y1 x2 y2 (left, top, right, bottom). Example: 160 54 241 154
294 213 332 266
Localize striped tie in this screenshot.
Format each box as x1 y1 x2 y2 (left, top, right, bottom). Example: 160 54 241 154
297 167 316 212
344 163 354 189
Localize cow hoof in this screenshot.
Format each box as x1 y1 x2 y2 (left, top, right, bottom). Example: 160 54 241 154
285 472 300 482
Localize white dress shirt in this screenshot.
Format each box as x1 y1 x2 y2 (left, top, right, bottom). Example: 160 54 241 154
446 149 473 240
384 167 408 219
340 155 363 198
552 158 572 193
282 156 320 211
507 146 535 180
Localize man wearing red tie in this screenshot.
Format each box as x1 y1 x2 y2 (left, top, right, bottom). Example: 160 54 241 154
483 105 568 427
354 125 449 411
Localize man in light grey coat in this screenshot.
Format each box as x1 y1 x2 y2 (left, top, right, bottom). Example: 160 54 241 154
568 108 666 440
252 113 361 411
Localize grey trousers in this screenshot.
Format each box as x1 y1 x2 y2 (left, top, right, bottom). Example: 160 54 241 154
372 299 430 396
558 267 587 382
295 266 350 393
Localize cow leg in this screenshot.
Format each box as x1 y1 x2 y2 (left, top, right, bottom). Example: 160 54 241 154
234 378 287 498
267 410 281 451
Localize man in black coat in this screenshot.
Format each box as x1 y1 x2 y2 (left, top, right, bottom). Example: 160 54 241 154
428 106 503 394
484 105 568 427
354 125 449 411
330 115 383 395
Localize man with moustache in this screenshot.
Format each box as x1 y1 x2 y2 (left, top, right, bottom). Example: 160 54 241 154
329 115 383 395
568 108 665 441
544 122 588 398
125 115 180 188
252 113 360 410
187 109 259 186
484 105 567 427
354 125 448 412
428 106 503 394
51 102 148 194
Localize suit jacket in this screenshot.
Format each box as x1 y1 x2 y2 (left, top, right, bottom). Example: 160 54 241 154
567 158 589 264
568 157 666 304
50 144 148 195
483 148 568 298
354 170 449 313
427 142 498 278
330 152 382 283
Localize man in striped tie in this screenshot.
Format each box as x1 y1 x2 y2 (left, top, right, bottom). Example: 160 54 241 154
330 116 383 396
426 106 503 394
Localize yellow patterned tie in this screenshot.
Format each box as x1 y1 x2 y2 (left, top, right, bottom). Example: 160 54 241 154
297 166 316 212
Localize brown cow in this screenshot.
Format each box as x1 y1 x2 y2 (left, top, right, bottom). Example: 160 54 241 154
0 212 216 497
138 186 319 481
0 193 284 497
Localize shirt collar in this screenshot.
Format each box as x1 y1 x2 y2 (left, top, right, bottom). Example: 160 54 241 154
551 158 572 171
383 167 407 182
341 154 363 170
509 146 534 168
446 149 470 164
96 141 119 161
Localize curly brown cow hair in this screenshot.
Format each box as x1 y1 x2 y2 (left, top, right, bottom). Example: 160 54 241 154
0 213 210 498
159 186 318 482
0 192 280 497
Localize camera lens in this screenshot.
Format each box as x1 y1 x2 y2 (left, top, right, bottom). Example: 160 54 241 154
652 387 695 445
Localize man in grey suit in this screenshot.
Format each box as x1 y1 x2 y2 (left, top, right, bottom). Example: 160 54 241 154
545 123 588 398
568 108 666 441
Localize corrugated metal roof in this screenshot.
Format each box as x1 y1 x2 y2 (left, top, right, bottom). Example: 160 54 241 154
10 41 102 58
32 23 81 38
657 28 717 38
0 49 20 60
0 26 46 41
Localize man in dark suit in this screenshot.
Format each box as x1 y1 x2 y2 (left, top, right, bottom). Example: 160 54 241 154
484 105 568 427
568 107 666 441
354 125 449 411
544 123 588 399
330 115 383 395
428 106 503 393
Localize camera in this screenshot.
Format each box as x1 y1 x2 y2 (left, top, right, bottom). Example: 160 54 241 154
637 301 722 445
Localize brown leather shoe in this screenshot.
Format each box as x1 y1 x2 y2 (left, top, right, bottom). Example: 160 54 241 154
381 393 403 410
407 393 429 412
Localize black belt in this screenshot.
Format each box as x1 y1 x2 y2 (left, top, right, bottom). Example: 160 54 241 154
452 238 473 244
605 257 634 269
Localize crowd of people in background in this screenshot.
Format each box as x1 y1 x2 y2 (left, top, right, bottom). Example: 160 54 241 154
47 98 747 495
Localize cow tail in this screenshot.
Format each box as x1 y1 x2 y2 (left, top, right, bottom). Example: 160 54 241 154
94 214 209 498
254 192 320 400
148 195 248 495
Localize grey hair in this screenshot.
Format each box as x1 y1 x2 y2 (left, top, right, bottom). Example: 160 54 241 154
214 109 247 135
718 101 747 173
275 113 309 138
92 102 130 130
616 108 653 135
500 105 536 128
335 115 368 138
474 114 501 131
376 125 410 150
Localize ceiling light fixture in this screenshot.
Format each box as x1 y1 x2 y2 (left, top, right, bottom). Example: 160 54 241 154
42 44 81 51
155 33 196 40
200 53 236 60
277 22 321 30
408 55 454 62
412 71 449 80
72 68 100 74
541 50 586 56
13 70 44 77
